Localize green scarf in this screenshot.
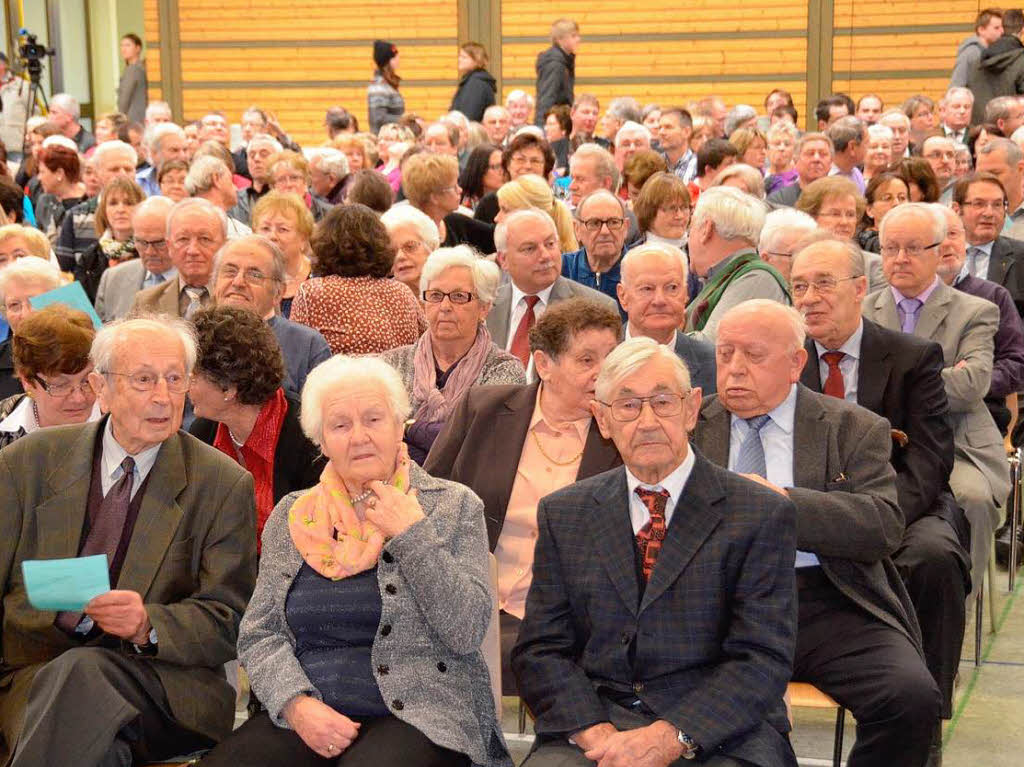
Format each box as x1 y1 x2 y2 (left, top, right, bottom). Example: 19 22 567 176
688 250 791 331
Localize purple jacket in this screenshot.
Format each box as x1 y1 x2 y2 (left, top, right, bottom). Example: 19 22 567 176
954 273 1024 397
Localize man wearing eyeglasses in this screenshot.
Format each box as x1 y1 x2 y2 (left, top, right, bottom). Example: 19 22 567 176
513 336 798 767
0 316 256 766
562 190 631 316
694 299 941 767
864 202 1008 613
949 171 1024 314
132 198 227 319
792 238 971 758
95 196 177 322
921 136 959 202
212 235 330 399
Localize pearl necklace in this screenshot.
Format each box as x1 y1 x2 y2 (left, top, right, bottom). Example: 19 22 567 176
227 428 246 449
350 489 374 505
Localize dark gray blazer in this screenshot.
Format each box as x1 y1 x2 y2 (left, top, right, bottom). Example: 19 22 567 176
267 315 332 399
673 331 717 394
694 386 923 650
238 463 512 767
486 276 618 348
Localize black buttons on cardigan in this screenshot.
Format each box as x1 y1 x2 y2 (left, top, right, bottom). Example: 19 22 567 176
382 551 394 564
377 664 389 675
385 584 397 595
392 699 404 710
437 662 447 673
380 624 392 636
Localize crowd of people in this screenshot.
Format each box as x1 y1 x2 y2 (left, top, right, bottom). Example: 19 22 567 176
0 9 1023 767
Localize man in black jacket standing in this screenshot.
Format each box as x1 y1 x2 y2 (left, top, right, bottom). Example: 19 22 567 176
535 19 579 127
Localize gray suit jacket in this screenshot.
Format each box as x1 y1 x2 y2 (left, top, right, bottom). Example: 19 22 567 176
486 276 618 348
862 250 886 293
239 463 512 767
863 281 1010 504
94 259 147 322
694 387 923 649
0 421 257 755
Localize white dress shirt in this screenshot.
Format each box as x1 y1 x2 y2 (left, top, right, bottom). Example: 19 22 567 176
624 446 696 534
966 240 993 280
505 282 555 352
812 319 863 404
624 323 678 347
727 384 819 567
101 418 163 500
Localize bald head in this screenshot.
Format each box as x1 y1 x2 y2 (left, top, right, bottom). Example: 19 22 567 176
790 239 868 350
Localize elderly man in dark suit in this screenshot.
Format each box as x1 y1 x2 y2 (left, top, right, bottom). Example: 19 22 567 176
211 234 330 398
791 238 970 747
513 336 798 767
617 241 716 394
950 170 1024 315
863 203 1009 599
490 208 617 368
693 299 940 767
0 316 257 766
426 298 623 693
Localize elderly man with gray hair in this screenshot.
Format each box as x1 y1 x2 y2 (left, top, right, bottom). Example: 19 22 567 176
827 116 867 192
864 202 1008 603
49 92 95 152
612 120 652 173
514 334 798 767
685 186 789 342
758 207 818 281
136 122 188 196
185 156 252 238
0 315 256 766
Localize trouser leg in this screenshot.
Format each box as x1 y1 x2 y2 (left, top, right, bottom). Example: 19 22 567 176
793 569 940 767
893 514 970 718
500 611 522 696
950 459 999 600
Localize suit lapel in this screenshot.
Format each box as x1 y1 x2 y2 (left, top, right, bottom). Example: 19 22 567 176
800 339 822 392
487 284 512 347
856 320 890 413
488 383 538 538
793 386 829 489
694 396 731 469
987 238 1010 284
914 281 952 341
640 452 724 612
549 277 572 301
36 423 103 559
588 469 640 615
158 280 179 316
577 421 621 479
116 433 186 597
868 289 900 332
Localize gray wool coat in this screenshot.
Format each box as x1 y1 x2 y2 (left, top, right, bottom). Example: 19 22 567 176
237 462 512 767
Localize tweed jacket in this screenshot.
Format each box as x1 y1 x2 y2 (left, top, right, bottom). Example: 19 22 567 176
238 462 512 767
380 336 526 414
485 276 618 348
0 420 257 757
131 276 187 317
863 280 1010 506
511 455 797 767
695 387 923 650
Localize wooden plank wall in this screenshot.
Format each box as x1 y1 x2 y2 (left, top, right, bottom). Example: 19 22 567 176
139 0 984 144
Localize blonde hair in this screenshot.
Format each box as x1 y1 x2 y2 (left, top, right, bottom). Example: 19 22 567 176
251 190 315 241
496 174 578 251
401 153 459 209
0 224 50 259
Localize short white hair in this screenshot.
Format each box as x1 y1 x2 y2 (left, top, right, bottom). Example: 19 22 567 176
513 125 545 140
51 93 81 120
759 207 818 253
880 109 910 128
167 197 228 240
879 202 947 245
620 242 688 286
506 89 533 107
247 133 283 154
767 121 799 143
307 147 349 180
419 245 501 303
134 195 175 222
719 299 806 351
691 186 766 244
380 205 441 252
944 86 975 104
90 315 198 376
146 101 172 121
595 336 692 401
712 163 766 200
185 155 230 196
41 135 78 152
484 105 510 121
443 111 470 132
0 259 62 307
614 121 651 147
571 143 619 190
300 355 411 446
147 122 185 155
94 140 138 168
867 123 894 142
214 234 289 285
494 208 557 253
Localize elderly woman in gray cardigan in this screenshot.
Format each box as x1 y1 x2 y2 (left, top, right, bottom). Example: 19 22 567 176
381 246 525 464
200 355 511 767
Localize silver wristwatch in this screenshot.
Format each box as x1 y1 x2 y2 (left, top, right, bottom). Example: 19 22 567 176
677 729 698 759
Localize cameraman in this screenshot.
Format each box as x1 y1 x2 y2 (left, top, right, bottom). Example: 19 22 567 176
0 53 28 162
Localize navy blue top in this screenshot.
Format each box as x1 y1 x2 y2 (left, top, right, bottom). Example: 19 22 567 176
286 563 389 717
561 246 626 320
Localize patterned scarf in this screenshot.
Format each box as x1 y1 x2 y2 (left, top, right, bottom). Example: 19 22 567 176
99 230 136 265
287 444 411 579
412 323 494 424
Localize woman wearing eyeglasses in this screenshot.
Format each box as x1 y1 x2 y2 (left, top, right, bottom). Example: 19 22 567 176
0 304 99 450
381 246 524 464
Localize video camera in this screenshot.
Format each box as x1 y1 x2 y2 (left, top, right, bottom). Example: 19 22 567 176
18 29 55 84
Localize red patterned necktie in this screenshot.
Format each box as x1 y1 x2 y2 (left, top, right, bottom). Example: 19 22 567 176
821 351 846 399
635 487 669 582
509 295 540 367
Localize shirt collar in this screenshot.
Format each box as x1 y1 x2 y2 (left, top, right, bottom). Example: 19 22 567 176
624 323 678 348
890 275 940 305
530 383 590 443
510 281 555 311
969 240 994 256
954 263 971 285
101 416 163 482
0 396 36 433
813 318 864 360
153 265 178 281
624 445 696 510
730 383 798 435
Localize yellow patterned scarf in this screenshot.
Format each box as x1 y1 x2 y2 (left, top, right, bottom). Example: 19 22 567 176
287 445 411 579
